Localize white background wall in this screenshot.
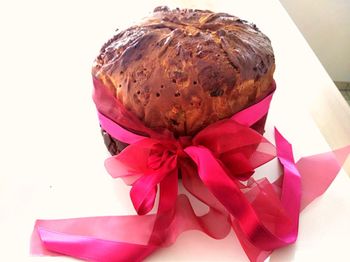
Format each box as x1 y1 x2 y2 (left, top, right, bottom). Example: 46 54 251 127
279 0 350 82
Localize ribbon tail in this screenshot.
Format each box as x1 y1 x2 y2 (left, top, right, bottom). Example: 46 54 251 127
234 128 301 262
185 147 277 246
31 216 158 262
231 221 272 262
185 129 302 262
297 145 350 210
274 128 301 230
149 169 178 245
31 168 180 261
184 144 274 262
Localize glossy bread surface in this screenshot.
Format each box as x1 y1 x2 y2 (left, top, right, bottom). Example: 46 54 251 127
93 6 275 135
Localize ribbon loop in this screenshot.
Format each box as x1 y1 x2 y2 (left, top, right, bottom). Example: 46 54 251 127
192 119 276 181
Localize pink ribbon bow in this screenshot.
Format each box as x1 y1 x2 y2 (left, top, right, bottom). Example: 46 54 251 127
31 78 350 262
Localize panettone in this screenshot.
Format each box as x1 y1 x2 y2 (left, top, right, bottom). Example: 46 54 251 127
92 6 275 154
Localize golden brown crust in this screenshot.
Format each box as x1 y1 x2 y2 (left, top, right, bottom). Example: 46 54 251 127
93 6 275 136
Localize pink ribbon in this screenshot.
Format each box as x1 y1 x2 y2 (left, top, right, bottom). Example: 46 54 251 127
31 78 350 262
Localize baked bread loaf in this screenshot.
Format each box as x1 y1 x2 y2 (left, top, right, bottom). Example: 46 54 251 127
93 6 275 146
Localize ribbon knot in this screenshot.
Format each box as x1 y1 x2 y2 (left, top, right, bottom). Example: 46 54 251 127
147 141 177 170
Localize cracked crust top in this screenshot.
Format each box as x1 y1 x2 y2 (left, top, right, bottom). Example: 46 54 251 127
92 6 275 136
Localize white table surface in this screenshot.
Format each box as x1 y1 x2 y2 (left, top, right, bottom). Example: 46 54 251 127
1 0 350 261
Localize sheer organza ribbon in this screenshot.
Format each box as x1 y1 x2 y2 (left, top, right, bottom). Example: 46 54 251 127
31 78 350 262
